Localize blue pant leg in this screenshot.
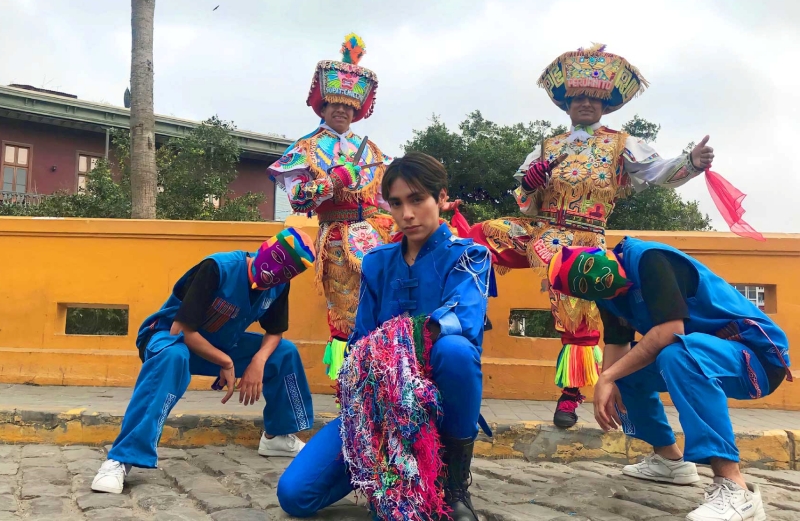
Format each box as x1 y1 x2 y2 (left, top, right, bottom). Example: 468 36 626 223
108 332 192 468
240 333 314 435
616 360 676 448
657 338 755 464
429 335 482 439
188 333 314 435
277 417 353 517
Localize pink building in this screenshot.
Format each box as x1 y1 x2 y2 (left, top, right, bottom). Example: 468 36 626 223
0 84 294 220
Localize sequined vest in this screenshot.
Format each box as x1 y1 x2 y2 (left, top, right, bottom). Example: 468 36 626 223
537 127 629 233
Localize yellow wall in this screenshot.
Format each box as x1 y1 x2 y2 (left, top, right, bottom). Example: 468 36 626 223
1 216 799 408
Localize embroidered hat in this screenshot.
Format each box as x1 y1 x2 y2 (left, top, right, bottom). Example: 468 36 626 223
306 33 379 122
250 227 316 290
548 245 630 300
538 43 648 113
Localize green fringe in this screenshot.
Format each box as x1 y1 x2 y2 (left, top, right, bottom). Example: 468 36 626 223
325 338 348 380
554 344 570 388
411 314 429 370
322 340 333 366
553 344 603 388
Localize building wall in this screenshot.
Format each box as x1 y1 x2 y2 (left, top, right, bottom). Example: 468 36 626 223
0 117 278 220
0 118 105 194
1 216 798 409
227 156 276 221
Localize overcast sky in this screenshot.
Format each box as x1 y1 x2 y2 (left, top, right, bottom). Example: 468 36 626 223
2 0 797 232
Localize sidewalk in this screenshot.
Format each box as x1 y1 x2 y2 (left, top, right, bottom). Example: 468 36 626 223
2 383 800 469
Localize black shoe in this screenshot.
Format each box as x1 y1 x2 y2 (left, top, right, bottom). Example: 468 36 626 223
553 387 584 428
440 436 478 521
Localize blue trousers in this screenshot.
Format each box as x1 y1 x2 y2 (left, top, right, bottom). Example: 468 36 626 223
108 331 314 468
277 335 483 518
616 334 770 465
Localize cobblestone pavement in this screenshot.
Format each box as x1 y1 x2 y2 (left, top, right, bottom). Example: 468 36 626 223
2 444 800 520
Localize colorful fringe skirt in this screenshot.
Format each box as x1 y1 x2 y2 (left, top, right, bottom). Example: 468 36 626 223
336 315 449 521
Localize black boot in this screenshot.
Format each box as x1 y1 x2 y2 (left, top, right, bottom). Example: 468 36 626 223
440 436 478 521
553 387 584 428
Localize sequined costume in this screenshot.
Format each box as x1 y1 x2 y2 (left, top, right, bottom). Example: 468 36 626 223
460 45 705 424
268 34 393 379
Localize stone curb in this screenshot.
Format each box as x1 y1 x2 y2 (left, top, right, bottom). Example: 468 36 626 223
0 409 796 470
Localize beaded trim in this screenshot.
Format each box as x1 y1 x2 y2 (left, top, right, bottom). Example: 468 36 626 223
534 213 606 234
318 205 379 223
742 350 762 399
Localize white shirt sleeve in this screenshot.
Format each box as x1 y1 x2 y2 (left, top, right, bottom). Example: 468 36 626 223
623 136 703 192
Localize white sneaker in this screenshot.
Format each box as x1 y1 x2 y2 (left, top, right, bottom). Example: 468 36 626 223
257 433 305 457
622 454 701 485
91 459 128 494
686 477 766 521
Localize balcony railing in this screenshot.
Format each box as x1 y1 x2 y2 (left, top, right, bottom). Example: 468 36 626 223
0 191 48 206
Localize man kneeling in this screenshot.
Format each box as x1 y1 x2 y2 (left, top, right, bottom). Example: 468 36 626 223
92 229 317 494
547 238 791 521
277 152 492 520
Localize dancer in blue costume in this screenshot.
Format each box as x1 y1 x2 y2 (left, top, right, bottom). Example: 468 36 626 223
547 238 792 521
277 152 492 521
92 229 317 495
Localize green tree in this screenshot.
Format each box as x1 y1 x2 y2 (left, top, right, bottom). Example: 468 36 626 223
0 158 129 218
403 111 566 222
405 111 710 231
0 117 265 222
606 115 711 231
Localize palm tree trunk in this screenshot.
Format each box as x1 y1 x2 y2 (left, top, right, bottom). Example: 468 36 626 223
129 0 157 219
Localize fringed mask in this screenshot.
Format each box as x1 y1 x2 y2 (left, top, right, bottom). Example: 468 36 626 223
548 246 630 300
250 228 316 290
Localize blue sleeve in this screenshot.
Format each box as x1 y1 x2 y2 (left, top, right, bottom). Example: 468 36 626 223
429 244 491 346
350 252 381 345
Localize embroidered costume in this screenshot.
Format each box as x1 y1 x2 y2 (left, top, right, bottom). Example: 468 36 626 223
548 240 791 520
268 34 393 380
277 223 492 521
461 44 705 427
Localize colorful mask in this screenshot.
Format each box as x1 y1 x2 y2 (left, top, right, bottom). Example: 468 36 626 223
548 246 630 300
250 228 316 290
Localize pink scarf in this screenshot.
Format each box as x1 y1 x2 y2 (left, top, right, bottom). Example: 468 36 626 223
705 168 764 241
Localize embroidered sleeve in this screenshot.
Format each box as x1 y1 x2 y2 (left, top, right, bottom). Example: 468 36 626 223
623 136 703 192
283 171 335 213
511 146 543 216
268 142 335 214
429 245 491 346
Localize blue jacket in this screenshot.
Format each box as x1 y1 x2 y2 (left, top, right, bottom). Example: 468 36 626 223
599 237 790 373
136 251 286 352
353 223 491 347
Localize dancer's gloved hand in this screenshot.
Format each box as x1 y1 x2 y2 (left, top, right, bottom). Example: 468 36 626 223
520 153 567 192
439 195 462 213
330 162 361 189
